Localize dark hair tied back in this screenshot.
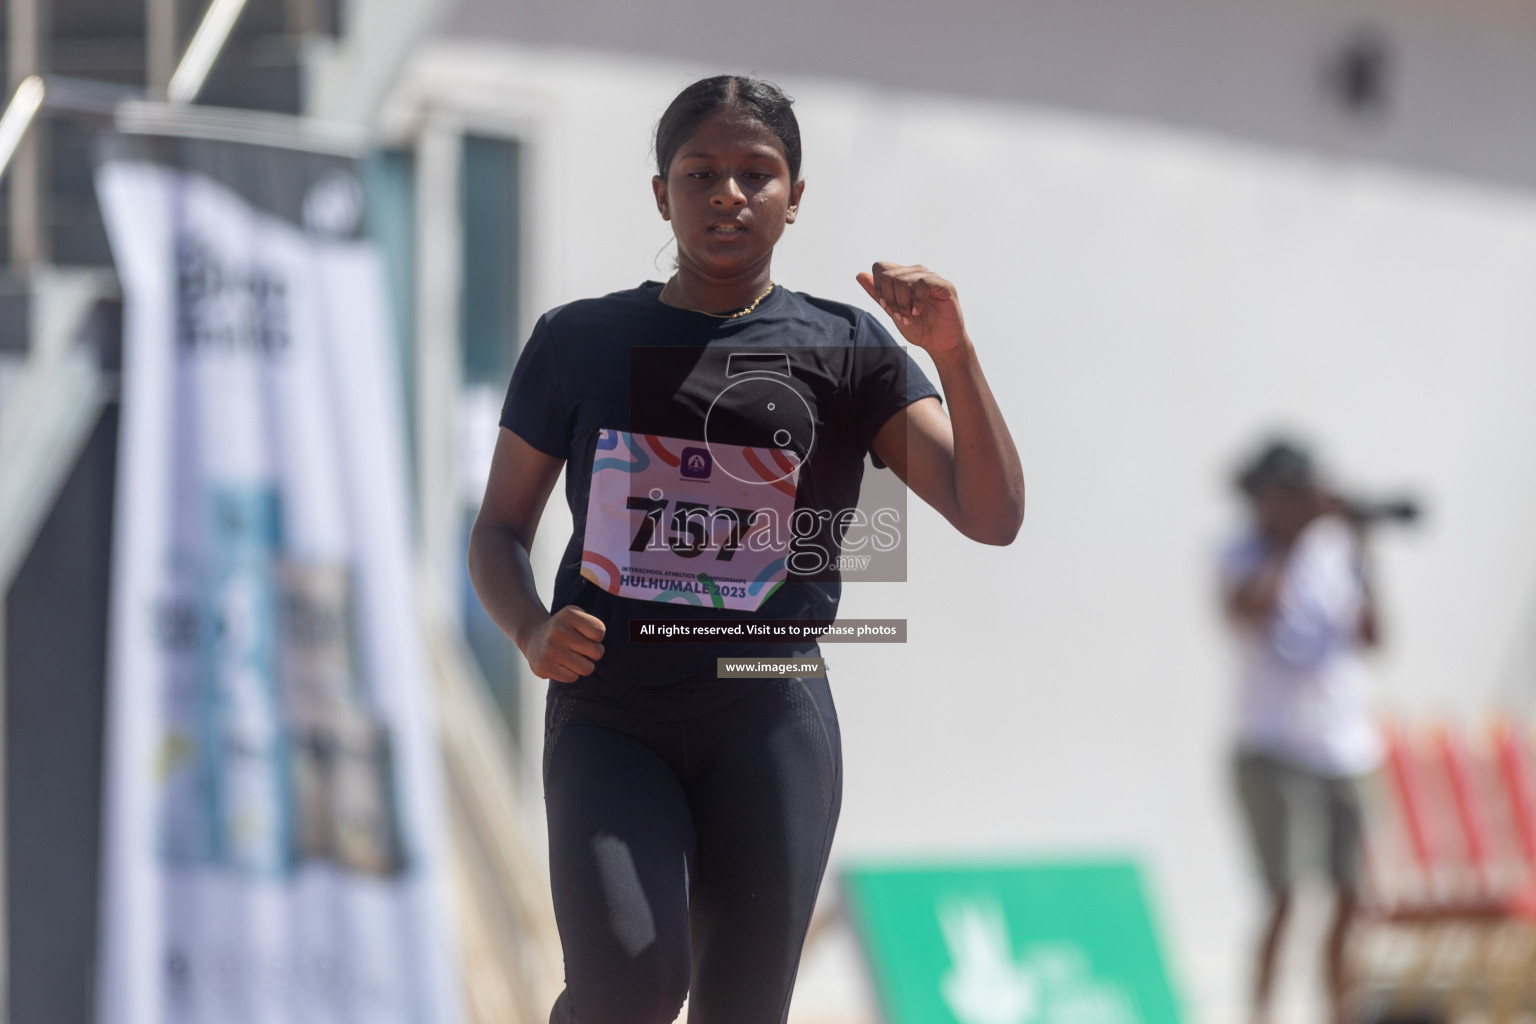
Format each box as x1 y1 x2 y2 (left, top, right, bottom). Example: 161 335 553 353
655 75 802 183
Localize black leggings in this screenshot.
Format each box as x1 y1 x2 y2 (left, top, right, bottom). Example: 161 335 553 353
543 676 842 1024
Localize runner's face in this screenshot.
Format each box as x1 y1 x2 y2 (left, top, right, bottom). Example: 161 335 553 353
653 111 802 281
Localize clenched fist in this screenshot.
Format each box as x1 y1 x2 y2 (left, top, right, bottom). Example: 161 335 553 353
519 604 606 683
856 262 968 357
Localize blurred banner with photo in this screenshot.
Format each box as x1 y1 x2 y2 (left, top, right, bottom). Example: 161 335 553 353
94 134 462 1023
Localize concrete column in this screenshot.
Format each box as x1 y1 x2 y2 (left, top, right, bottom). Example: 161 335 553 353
284 0 319 36
7 0 47 268
415 115 464 625
146 0 177 95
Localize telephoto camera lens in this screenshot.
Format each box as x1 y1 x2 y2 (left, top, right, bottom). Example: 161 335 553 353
1338 496 1422 526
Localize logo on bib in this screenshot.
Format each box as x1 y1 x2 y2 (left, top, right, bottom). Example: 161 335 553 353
680 448 713 479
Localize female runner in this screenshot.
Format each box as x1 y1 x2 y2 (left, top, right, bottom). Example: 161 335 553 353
468 75 1025 1024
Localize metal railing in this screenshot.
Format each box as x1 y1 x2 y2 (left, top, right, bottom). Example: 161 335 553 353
424 594 563 1024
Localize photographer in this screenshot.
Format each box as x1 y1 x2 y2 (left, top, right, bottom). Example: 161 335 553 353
1221 439 1390 1024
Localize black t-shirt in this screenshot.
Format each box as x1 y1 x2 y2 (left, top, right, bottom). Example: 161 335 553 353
499 280 939 707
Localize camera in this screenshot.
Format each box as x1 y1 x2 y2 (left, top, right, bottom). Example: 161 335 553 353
1333 494 1422 527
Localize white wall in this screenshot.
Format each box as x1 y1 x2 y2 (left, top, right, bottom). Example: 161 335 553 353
443 0 1536 193
383 36 1536 1024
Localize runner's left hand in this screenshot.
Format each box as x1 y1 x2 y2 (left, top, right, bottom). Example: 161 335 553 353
856 263 967 357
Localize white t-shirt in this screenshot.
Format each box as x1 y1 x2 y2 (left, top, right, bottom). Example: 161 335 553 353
1220 516 1384 777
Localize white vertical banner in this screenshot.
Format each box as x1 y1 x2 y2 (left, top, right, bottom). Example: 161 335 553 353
95 145 462 1024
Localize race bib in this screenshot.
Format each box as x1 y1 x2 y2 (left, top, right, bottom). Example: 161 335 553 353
580 429 800 611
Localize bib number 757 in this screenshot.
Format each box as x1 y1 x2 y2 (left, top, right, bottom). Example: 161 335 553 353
582 430 800 610
625 497 761 559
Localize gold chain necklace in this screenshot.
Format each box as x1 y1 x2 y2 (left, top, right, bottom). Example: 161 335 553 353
660 280 775 319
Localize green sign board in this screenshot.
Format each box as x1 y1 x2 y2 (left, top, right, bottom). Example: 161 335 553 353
842 859 1182 1024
